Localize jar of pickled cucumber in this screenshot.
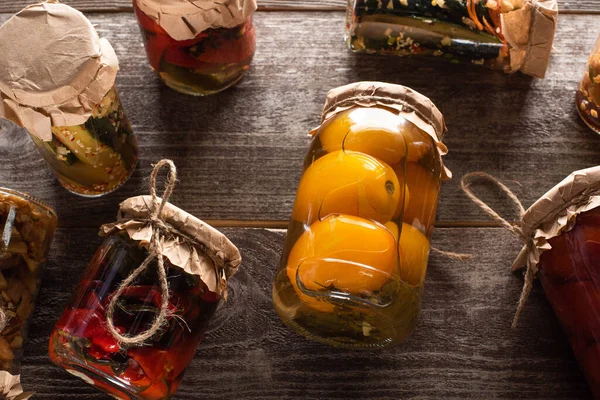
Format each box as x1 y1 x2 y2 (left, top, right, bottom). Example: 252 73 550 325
133 0 257 96
273 82 451 348
0 188 57 374
577 34 600 134
346 0 558 78
0 2 138 197
49 160 242 400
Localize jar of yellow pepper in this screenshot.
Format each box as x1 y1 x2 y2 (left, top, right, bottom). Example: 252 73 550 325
273 82 451 348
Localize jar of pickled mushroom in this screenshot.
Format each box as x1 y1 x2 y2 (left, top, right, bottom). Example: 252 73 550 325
133 0 257 96
346 0 558 77
0 188 57 376
0 2 138 197
49 160 241 400
273 82 451 348
577 34 600 134
462 166 600 398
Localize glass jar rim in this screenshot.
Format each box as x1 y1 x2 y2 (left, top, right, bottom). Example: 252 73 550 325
0 187 57 220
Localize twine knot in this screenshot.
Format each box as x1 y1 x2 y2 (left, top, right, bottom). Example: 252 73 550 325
460 172 534 328
106 159 178 346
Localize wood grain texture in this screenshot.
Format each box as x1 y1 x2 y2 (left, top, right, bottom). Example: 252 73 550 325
0 0 598 12
1 13 600 228
20 227 592 399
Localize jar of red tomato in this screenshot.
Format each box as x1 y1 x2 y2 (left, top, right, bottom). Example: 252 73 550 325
463 166 600 398
49 160 242 400
133 0 257 96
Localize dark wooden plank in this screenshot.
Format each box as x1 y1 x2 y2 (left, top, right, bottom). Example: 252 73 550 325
0 0 598 12
1 12 599 227
20 227 591 399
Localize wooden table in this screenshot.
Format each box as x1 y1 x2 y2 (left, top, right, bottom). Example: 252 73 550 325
1 0 599 398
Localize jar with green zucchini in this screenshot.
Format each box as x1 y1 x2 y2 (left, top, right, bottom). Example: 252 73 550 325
31 87 138 197
0 2 138 197
346 0 558 78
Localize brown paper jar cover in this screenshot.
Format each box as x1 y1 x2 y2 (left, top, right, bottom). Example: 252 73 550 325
0 1 118 141
135 0 258 41
319 81 451 180
512 165 600 273
100 195 242 295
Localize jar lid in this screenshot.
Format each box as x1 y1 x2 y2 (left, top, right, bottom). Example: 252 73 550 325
320 81 451 179
0 1 118 141
501 0 558 78
514 165 600 272
135 0 257 41
100 195 242 295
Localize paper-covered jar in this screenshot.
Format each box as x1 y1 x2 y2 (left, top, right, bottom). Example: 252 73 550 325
517 167 600 398
346 0 558 78
0 2 138 197
48 160 242 400
273 81 451 348
463 166 600 398
133 0 257 96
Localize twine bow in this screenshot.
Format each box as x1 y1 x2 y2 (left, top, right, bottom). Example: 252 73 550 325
460 172 535 328
106 159 178 345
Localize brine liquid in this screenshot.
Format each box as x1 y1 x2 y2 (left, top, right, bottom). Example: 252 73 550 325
538 208 600 397
134 1 255 96
49 233 219 400
31 87 138 197
273 106 441 348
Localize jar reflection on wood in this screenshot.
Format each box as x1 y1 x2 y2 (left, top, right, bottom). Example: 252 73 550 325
0 188 57 374
133 0 257 96
577 34 600 134
0 3 138 197
273 82 451 348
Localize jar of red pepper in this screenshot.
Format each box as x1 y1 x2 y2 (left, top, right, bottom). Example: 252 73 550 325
48 160 242 400
462 166 600 398
133 0 257 96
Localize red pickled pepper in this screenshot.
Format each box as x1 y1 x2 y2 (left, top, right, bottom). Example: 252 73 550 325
134 2 254 70
537 208 600 398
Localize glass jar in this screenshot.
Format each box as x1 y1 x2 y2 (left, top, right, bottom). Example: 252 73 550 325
133 0 256 96
272 82 449 348
0 2 138 197
538 207 600 398
49 162 242 400
48 230 219 400
462 166 600 397
345 0 558 78
0 188 57 373
30 87 138 197
577 34 600 134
